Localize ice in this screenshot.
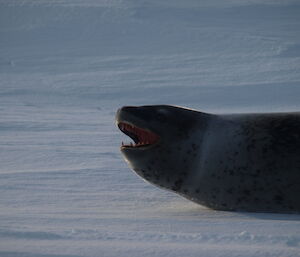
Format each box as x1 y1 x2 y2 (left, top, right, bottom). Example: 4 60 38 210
0 0 300 256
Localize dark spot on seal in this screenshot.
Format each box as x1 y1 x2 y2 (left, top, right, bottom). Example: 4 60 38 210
243 190 251 196
262 147 268 154
255 169 261 175
180 171 188 177
226 188 234 194
192 144 198 151
274 194 284 203
172 179 183 191
229 170 235 176
289 205 295 210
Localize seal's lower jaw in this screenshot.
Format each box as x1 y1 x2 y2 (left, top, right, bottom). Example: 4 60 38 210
118 122 160 150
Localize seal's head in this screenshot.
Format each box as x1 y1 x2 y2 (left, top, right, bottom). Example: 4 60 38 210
116 105 209 193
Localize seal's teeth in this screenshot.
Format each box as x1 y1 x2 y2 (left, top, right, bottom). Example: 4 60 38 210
118 121 160 148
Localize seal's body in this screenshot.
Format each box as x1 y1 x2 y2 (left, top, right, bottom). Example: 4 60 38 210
116 105 300 213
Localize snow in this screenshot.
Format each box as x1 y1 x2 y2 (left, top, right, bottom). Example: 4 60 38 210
0 0 300 256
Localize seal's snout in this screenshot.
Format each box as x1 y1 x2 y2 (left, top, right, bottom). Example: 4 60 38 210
116 106 160 149
118 106 137 114
116 106 138 122
121 106 137 111
120 106 142 117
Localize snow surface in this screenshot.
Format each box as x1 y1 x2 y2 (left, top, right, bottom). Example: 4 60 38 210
0 0 300 256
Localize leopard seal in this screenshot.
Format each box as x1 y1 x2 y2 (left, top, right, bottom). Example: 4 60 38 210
116 105 300 213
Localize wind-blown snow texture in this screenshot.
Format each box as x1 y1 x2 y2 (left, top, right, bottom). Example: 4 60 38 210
0 0 300 256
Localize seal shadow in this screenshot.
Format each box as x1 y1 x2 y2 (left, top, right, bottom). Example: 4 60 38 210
238 211 300 221
161 203 300 221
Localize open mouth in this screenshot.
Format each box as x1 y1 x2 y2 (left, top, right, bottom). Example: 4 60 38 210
118 122 160 148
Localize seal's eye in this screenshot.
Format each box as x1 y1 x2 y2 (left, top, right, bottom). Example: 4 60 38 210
118 122 160 148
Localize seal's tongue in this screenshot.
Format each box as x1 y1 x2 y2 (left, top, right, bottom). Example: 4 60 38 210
118 122 159 148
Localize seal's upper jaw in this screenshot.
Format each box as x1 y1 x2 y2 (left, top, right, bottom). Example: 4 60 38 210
116 106 160 150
